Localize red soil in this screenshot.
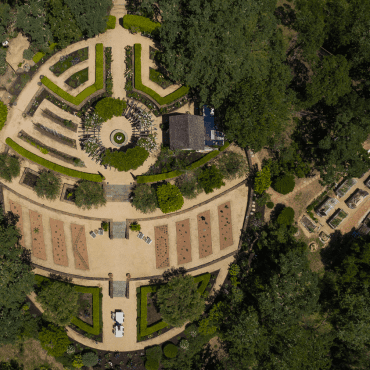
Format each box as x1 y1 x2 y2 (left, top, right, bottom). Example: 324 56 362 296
29 210 47 260
9 200 25 247
49 218 68 266
155 225 170 269
218 202 233 250
197 210 213 258
71 224 89 270
176 219 192 265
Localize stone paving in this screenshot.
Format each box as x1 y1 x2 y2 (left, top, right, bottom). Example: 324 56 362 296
112 221 126 239
113 281 127 297
105 184 133 202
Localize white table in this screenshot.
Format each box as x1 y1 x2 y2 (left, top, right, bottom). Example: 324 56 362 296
116 312 124 324
114 325 124 337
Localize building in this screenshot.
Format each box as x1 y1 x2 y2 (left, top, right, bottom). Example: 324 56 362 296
315 197 339 217
345 189 369 209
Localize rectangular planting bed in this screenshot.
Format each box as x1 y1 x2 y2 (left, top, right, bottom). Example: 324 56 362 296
218 202 233 250
9 200 25 247
176 219 192 265
49 218 68 266
197 210 213 258
154 225 170 269
29 210 47 260
71 224 89 270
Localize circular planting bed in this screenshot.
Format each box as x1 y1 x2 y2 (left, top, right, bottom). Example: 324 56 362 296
110 129 128 147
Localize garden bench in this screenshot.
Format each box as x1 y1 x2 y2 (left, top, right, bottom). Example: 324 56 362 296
137 232 144 239
89 231 96 238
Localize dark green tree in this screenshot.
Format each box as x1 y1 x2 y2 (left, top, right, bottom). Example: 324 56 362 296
102 147 149 171
74 180 106 210
0 3 11 44
156 183 184 214
157 275 205 327
217 151 248 180
0 360 24 370
197 165 225 194
34 171 61 200
0 154 20 182
38 324 71 357
132 184 158 213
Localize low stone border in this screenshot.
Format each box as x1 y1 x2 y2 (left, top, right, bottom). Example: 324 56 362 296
110 129 128 147
19 167 39 191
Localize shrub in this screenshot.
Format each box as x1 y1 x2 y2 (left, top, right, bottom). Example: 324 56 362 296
101 221 109 231
130 222 141 232
0 100 8 130
123 15 161 34
106 15 116 29
102 147 149 172
267 202 274 209
277 207 295 225
146 346 162 362
34 171 61 200
23 48 34 60
95 97 127 121
33 52 45 63
219 142 230 151
0 154 20 182
157 183 184 213
197 165 225 194
74 180 106 210
38 324 71 357
134 44 189 106
163 343 178 358
132 184 158 213
255 191 271 207
66 345 75 355
145 359 159 370
6 138 103 182
217 151 247 179
178 176 202 199
272 174 295 195
255 166 272 194
82 352 99 367
72 354 83 369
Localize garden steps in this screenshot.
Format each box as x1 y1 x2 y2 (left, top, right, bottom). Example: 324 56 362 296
105 184 133 202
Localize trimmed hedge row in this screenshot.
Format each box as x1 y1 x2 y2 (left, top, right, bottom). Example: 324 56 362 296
106 15 116 30
136 144 230 183
41 43 104 106
134 44 189 106
6 138 103 182
123 15 161 34
138 273 211 339
34 275 102 335
0 101 8 131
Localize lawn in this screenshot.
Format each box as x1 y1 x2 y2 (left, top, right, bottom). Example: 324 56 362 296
65 67 89 89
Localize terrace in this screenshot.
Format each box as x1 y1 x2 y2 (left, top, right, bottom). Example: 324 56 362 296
328 209 348 229
345 189 369 209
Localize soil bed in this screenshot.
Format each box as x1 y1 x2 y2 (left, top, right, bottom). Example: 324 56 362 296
22 170 39 189
42 108 78 132
77 292 93 326
64 67 89 89
49 47 88 77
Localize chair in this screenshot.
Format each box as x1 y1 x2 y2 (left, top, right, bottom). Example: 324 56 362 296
146 237 152 245
89 231 96 238
98 228 104 235
137 232 144 239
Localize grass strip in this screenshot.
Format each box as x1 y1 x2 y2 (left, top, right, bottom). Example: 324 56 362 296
6 138 103 182
134 44 189 106
41 43 104 106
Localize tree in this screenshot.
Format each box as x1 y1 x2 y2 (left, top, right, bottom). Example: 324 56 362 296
177 176 202 199
102 147 149 171
272 174 295 194
95 97 127 121
304 55 352 107
0 101 8 129
36 280 79 326
64 0 112 38
0 3 11 44
74 180 106 210
0 48 7 76
197 165 225 194
163 343 178 358
72 354 83 369
0 360 24 370
0 209 35 345
132 184 158 213
39 324 70 357
277 207 295 226
139 0 280 109
156 183 184 214
254 166 272 194
217 151 248 180
0 154 20 182
157 275 205 327
82 352 99 367
46 0 82 49
34 171 61 200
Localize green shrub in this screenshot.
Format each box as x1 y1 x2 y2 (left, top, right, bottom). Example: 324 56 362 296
6 138 103 182
101 221 109 232
266 202 274 209
106 15 116 29
197 165 225 194
33 52 45 63
23 48 34 60
277 207 295 225
0 101 8 130
39 324 71 357
34 171 61 200
74 180 106 210
82 352 99 367
217 151 247 179
73 354 83 369
178 177 202 199
130 222 141 231
123 15 161 34
146 346 162 362
102 146 149 171
163 343 178 358
255 166 272 194
95 97 127 121
134 44 189 106
145 359 159 370
219 142 230 151
41 44 104 106
0 154 20 182
132 184 158 213
272 174 295 195
157 183 184 213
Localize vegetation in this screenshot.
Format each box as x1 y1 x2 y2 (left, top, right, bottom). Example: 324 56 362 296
38 324 71 357
82 352 99 367
132 184 158 213
106 15 116 30
123 15 161 34
254 166 272 194
156 183 184 213
272 174 295 195
74 180 106 210
0 154 20 182
197 165 225 194
36 280 79 326
277 207 295 226
34 171 61 200
102 147 149 172
163 343 178 358
177 176 202 199
130 222 141 232
95 97 127 121
65 67 89 89
6 138 103 182
0 101 8 130
157 275 205 327
217 151 247 179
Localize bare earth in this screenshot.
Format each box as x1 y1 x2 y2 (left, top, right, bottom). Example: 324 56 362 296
218 202 233 250
50 218 68 266
29 210 47 260
155 225 170 269
197 210 213 258
176 219 192 265
71 224 89 270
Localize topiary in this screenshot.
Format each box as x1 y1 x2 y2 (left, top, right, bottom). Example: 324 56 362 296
0 101 8 130
95 97 127 121
272 174 295 195
157 183 184 214
145 359 159 370
23 48 34 60
82 352 99 367
277 207 295 226
163 343 178 358
106 15 116 29
266 202 274 209
102 146 149 172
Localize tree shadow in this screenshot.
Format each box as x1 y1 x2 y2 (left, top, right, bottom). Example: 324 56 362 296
274 4 296 26
269 203 286 222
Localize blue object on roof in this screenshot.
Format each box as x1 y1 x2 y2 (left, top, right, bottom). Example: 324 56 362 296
203 105 225 147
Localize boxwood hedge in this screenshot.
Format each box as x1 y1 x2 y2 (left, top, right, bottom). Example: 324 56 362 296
6 138 103 182
134 44 189 106
42 43 104 106
123 15 161 34
106 15 116 30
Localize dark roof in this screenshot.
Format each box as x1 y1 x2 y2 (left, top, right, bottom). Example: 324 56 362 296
169 114 205 150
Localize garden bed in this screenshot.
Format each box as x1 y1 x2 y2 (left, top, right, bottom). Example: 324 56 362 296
33 123 77 148
50 219 68 267
20 167 39 189
105 47 113 96
49 47 88 77
77 292 93 326
60 183 76 203
328 209 348 229
335 178 357 198
218 202 233 249
64 67 89 89
42 108 78 132
149 67 173 89
29 210 47 260
197 210 213 258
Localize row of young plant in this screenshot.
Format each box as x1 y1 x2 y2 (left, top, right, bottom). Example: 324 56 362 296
132 149 248 214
